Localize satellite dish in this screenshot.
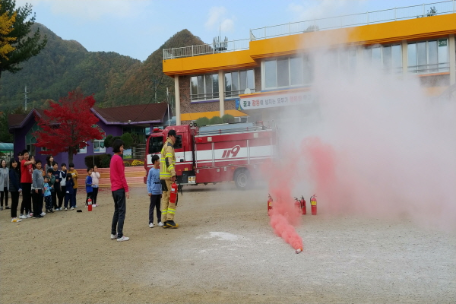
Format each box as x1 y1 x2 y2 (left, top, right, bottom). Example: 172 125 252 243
244 88 251 94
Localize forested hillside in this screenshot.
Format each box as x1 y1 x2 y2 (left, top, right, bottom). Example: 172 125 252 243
0 23 205 111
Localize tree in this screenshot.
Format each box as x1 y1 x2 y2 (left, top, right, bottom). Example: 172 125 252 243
0 0 47 78
34 90 104 165
0 111 13 142
0 4 16 60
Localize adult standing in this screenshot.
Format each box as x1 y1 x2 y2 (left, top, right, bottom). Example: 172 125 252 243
159 129 178 228
110 139 130 242
0 159 9 210
20 150 35 219
9 159 22 222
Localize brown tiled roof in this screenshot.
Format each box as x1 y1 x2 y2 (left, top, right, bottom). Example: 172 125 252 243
8 114 28 128
93 103 169 123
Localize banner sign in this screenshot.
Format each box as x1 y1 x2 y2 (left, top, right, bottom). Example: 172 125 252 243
236 90 313 110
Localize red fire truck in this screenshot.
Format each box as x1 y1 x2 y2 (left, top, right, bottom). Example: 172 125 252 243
144 123 277 189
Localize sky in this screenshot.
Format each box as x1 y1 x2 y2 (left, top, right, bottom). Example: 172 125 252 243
16 0 432 61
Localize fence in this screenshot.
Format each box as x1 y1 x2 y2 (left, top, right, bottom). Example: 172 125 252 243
250 1 456 40
163 39 250 60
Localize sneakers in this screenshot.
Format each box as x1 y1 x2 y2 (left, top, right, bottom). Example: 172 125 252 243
55 208 60 211
64 208 68 211
5 206 10 209
11 218 22 223
40 212 46 216
158 222 164 227
70 207 74 210
117 236 130 242
164 220 178 229
33 215 43 218
111 234 118 240
27 213 32 218
149 223 154 228
93 204 97 208
19 214 27 219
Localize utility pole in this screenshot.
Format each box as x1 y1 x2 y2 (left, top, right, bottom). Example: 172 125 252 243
24 86 28 110
166 87 170 126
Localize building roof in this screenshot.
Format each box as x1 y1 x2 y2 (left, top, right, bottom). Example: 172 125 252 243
92 103 169 125
8 104 169 130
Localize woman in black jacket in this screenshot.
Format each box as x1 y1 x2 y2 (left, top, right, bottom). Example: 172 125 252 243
9 159 22 222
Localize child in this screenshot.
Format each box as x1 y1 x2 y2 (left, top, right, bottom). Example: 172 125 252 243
9 159 22 222
60 163 67 210
85 168 94 207
91 165 100 207
52 161 62 210
43 176 52 213
47 168 56 211
64 174 75 210
68 163 78 208
31 160 45 218
147 155 163 228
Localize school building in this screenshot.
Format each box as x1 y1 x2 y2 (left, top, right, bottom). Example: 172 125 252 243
163 1 456 126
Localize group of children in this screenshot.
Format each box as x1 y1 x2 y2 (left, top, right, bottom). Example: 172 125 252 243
1 151 100 223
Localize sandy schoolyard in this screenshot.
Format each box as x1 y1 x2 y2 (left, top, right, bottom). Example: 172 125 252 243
0 184 455 304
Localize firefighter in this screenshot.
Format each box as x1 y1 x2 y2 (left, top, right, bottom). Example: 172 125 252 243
160 129 178 228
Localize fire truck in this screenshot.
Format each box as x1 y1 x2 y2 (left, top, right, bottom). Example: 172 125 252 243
144 123 277 189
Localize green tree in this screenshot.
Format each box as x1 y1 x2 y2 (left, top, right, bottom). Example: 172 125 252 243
0 0 47 78
0 112 13 142
222 114 235 123
120 132 133 149
196 117 209 127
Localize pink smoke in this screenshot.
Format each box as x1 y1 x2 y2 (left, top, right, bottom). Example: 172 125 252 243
263 160 303 251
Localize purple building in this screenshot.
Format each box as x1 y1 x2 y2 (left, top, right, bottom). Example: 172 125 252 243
8 103 170 168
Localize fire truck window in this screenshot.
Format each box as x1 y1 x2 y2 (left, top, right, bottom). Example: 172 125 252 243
174 135 183 149
149 136 163 154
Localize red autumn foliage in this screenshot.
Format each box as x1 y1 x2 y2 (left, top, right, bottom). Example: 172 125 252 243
34 91 104 164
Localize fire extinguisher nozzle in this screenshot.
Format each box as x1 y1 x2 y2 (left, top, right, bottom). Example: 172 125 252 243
295 248 302 254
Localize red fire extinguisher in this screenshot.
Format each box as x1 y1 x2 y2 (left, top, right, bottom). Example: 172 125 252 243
267 194 273 215
310 195 317 215
300 196 306 215
294 197 300 211
170 182 178 204
87 197 92 211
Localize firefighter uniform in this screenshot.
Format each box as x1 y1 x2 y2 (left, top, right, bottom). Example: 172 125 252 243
160 137 177 224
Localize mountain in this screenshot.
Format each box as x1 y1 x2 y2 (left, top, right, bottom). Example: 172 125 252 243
0 24 205 111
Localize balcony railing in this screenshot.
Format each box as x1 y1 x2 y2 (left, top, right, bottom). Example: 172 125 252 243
250 0 456 40
163 39 249 60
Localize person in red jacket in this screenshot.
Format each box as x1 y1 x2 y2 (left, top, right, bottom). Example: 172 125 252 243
109 139 130 242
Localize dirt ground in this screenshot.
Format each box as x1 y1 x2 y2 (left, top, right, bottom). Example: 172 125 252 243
1 183 455 304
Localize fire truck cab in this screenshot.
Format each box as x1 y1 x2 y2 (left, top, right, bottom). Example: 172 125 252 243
144 123 277 189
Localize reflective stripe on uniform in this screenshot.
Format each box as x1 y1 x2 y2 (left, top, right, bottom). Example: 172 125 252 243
168 208 176 214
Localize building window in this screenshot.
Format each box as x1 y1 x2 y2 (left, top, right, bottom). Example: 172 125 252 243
25 123 39 156
225 69 255 97
364 44 402 72
262 56 312 90
190 74 219 101
93 140 105 153
408 39 449 74
77 142 87 154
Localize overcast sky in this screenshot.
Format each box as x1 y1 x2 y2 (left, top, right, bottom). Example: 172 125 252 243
16 0 430 61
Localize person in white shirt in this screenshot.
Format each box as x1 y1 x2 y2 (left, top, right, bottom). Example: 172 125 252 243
91 165 100 207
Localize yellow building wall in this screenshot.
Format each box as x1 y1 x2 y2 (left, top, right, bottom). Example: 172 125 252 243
163 14 456 75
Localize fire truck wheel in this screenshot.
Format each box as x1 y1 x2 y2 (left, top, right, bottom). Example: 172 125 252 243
234 168 250 190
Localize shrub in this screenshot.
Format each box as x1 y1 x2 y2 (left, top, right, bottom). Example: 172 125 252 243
209 116 223 125
123 161 131 166
222 114 235 123
131 159 144 166
100 154 112 168
84 153 112 168
196 117 210 127
120 132 133 149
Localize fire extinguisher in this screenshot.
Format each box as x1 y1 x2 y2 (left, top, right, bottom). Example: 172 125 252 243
310 195 317 215
170 182 178 205
300 196 306 215
87 197 92 211
294 197 301 211
267 194 273 215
